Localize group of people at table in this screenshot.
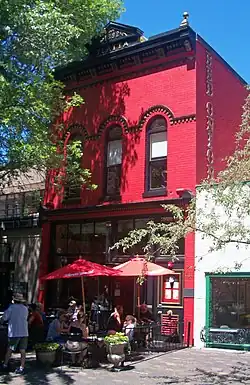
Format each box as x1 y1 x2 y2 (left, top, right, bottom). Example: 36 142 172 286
46 301 155 345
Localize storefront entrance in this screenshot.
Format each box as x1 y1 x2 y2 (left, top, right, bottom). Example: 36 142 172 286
205 273 250 350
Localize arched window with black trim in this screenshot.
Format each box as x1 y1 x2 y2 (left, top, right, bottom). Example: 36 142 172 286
144 117 167 196
64 134 83 202
105 125 122 198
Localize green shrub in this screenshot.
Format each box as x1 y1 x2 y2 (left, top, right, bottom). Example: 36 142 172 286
104 332 129 345
34 342 59 351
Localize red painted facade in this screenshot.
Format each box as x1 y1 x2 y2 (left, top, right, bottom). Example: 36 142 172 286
40 22 247 341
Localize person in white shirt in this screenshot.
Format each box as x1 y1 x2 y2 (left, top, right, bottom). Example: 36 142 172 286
67 300 78 322
123 315 136 342
0 293 28 375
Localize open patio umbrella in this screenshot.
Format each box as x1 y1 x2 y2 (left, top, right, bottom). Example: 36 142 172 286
112 256 176 317
41 258 120 313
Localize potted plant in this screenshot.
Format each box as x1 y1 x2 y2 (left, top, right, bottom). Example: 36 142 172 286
104 333 129 370
34 342 60 365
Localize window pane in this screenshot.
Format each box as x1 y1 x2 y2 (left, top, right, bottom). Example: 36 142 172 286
150 160 167 189
0 196 6 218
150 118 166 131
106 165 121 196
107 140 122 166
68 224 82 254
108 126 122 140
6 195 15 218
81 223 94 253
210 277 250 329
56 224 68 254
94 222 107 253
117 220 133 234
150 132 167 159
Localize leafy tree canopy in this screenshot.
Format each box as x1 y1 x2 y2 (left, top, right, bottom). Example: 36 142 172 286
112 87 250 263
0 0 123 190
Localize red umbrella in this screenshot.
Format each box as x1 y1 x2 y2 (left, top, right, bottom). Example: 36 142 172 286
112 256 176 317
112 256 175 276
41 258 120 312
41 259 118 280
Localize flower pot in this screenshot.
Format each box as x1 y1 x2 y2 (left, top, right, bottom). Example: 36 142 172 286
36 350 57 365
106 342 127 369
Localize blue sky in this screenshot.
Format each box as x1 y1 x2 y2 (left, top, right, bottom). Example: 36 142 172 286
119 0 250 83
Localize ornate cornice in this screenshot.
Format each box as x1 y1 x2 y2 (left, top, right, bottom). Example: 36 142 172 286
56 26 196 86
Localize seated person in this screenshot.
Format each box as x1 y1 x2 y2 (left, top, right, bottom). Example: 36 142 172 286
69 311 88 338
107 305 123 334
46 312 69 342
28 304 44 346
139 304 155 323
67 312 89 364
123 315 136 342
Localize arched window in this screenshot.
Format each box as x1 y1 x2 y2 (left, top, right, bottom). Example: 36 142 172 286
145 117 167 195
105 125 122 197
64 134 83 201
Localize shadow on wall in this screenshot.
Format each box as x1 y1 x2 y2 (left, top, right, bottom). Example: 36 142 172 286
8 229 41 303
66 81 141 203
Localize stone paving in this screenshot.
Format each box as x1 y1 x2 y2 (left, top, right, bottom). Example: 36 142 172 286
1 348 250 384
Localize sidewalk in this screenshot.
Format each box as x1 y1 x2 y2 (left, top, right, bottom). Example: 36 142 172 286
1 348 250 384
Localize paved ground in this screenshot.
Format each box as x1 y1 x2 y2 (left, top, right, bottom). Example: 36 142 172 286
1 348 250 384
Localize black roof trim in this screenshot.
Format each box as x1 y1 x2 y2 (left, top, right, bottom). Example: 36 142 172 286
55 26 196 80
197 34 247 86
104 21 144 36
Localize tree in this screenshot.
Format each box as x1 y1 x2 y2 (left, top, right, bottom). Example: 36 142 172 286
112 87 250 261
0 0 123 191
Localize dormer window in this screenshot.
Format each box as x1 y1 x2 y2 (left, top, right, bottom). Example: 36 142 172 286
105 126 122 198
144 117 167 197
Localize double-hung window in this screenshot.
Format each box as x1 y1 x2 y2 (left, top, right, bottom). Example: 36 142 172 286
106 126 122 197
146 117 167 194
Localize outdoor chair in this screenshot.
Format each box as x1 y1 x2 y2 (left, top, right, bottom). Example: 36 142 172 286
60 333 88 370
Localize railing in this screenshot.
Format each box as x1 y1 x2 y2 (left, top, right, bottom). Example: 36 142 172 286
0 212 39 229
128 321 191 352
200 326 250 348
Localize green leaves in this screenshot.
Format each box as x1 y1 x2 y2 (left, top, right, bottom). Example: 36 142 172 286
0 0 123 189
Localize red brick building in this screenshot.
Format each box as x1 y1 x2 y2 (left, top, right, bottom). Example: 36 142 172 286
39 15 247 341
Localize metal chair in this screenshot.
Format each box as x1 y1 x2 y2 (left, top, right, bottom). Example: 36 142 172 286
61 333 88 369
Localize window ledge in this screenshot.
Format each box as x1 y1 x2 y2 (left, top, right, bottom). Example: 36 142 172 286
143 190 167 198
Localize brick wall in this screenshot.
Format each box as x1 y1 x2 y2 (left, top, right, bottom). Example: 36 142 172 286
47 61 196 208
196 39 247 183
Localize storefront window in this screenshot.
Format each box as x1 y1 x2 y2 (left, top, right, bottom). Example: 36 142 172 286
134 218 150 255
117 220 133 255
211 277 250 328
68 224 82 254
82 223 94 253
94 222 107 253
56 224 68 254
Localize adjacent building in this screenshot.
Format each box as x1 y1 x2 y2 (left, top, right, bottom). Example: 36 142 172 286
0 170 44 307
194 186 250 350
39 14 247 341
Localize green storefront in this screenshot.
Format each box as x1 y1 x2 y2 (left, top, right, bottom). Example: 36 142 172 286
205 273 250 350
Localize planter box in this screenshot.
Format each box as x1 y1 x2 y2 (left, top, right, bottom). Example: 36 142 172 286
106 342 127 355
36 350 57 365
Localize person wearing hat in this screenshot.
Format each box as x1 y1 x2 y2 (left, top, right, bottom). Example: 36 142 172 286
0 293 28 374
